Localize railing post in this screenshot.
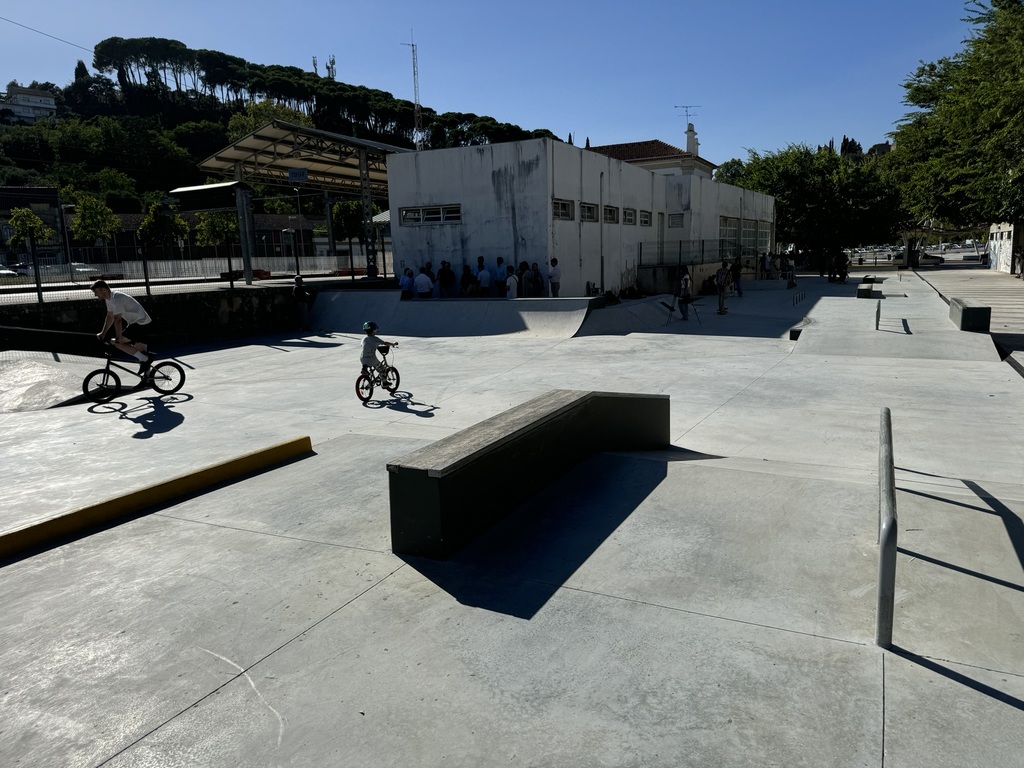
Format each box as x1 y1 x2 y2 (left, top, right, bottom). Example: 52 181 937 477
876 407 898 648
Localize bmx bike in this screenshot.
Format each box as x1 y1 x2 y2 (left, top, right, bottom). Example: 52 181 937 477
355 345 400 402
83 346 186 403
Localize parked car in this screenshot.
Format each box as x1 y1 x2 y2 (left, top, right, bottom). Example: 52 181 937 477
918 252 945 266
0 267 16 277
70 262 101 279
12 262 33 276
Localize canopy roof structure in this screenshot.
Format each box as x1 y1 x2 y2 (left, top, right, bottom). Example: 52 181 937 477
197 120 410 198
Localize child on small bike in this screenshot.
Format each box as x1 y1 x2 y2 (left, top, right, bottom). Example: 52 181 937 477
360 321 397 377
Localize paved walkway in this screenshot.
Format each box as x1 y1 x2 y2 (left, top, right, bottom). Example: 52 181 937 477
1 267 1022 767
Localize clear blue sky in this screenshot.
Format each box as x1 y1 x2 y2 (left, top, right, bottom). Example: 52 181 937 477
2 0 975 164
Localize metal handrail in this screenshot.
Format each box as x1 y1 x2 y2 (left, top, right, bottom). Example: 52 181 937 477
876 407 898 648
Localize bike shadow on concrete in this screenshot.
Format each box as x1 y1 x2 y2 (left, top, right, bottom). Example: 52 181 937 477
88 392 192 438
400 447 724 620
360 389 438 417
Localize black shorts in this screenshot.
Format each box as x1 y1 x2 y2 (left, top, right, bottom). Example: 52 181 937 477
121 321 152 345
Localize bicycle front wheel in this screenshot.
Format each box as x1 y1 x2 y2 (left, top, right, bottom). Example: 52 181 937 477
384 366 401 393
355 373 374 402
150 361 185 395
83 369 122 403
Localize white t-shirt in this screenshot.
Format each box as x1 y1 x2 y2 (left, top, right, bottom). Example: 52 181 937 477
106 292 151 325
477 269 492 289
414 273 433 293
361 334 385 364
548 264 561 284
506 274 518 299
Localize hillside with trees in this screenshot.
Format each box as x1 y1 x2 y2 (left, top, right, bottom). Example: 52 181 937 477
0 35 559 215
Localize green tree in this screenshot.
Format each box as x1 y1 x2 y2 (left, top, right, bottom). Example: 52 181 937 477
194 210 238 247
67 192 122 259
7 207 55 249
718 143 908 255
227 100 311 141
138 201 189 258
332 199 381 259
887 1 1024 226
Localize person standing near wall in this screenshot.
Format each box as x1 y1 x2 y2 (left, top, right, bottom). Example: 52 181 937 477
519 262 534 297
531 262 544 297
437 260 456 298
414 267 433 299
494 257 506 297
399 268 415 299
292 275 315 329
730 259 743 298
678 266 691 321
476 263 492 297
548 257 561 297
715 262 730 315
505 266 519 299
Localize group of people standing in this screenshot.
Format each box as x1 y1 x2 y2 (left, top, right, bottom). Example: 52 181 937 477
399 257 561 300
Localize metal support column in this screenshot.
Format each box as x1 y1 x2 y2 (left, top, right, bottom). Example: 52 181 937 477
234 165 254 285
359 149 376 273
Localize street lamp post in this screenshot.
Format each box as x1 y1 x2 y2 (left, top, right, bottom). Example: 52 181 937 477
294 188 303 276
59 204 74 271
284 227 298 276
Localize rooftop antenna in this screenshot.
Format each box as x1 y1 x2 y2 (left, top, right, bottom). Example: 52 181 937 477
403 32 424 150
674 105 701 123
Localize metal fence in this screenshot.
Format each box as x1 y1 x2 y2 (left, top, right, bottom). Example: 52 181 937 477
0 246 396 305
637 239 764 267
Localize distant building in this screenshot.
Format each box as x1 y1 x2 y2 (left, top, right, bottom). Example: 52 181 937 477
387 126 774 297
986 223 1019 274
589 123 717 179
2 86 57 125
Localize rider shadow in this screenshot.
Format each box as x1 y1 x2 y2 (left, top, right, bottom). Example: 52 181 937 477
362 390 438 417
90 393 191 438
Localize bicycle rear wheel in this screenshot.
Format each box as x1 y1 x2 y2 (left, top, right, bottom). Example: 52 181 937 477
384 366 400 393
83 369 122 403
355 373 374 402
150 361 185 395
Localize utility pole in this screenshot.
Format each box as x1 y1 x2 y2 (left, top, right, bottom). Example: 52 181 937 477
403 33 424 150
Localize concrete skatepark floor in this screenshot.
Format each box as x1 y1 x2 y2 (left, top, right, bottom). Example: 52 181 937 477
1 268 1023 767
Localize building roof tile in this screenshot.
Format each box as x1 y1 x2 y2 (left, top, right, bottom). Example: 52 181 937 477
587 140 689 162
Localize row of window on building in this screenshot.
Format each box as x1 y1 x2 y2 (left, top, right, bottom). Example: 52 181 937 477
719 217 773 254
397 203 772 253
397 201 656 227
551 200 653 226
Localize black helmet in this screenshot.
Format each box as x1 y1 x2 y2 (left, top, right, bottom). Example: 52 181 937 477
362 321 378 331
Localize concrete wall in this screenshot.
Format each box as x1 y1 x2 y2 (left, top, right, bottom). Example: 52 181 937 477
388 140 550 278
0 287 309 349
387 138 774 298
549 140 664 296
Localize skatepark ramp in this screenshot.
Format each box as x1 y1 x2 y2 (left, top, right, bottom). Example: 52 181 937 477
309 291 699 339
310 291 601 338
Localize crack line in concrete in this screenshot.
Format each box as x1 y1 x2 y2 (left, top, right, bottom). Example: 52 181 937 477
92 562 408 767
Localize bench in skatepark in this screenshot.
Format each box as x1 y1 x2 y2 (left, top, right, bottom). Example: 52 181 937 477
387 389 670 559
949 297 991 332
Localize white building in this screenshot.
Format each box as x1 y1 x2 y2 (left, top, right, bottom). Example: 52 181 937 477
2 86 57 125
387 129 774 297
986 223 1018 274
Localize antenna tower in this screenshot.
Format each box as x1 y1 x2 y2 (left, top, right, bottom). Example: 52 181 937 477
674 104 701 123
403 34 424 150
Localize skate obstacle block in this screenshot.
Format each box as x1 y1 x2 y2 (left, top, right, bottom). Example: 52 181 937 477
387 389 670 559
949 298 991 333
